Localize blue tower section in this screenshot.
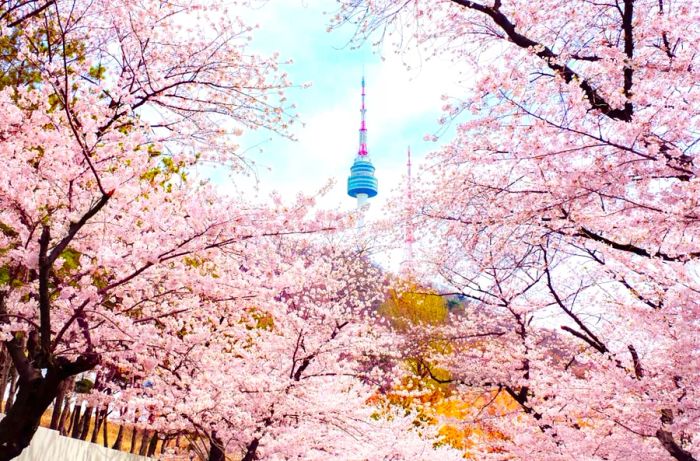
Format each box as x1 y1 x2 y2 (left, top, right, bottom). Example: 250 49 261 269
348 157 378 198
347 76 378 205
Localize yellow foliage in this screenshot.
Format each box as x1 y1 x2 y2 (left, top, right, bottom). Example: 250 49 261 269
374 280 518 458
246 308 274 331
377 283 448 331
382 382 516 458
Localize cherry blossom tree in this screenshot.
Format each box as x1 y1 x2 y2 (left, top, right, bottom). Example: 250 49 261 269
0 0 305 458
0 2 471 459
150 241 467 460
78 238 464 461
338 0 700 459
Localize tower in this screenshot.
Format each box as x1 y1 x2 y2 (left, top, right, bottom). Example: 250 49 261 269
403 146 415 276
347 76 378 208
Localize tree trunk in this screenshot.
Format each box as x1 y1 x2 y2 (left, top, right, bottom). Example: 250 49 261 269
129 427 138 454
146 431 159 457
49 379 69 430
69 402 83 439
49 395 63 431
656 429 697 461
159 436 170 455
57 396 71 435
0 343 98 459
112 423 124 451
90 408 102 443
49 397 63 431
4 369 17 412
0 351 10 413
208 432 225 461
0 370 65 460
138 429 150 456
102 412 109 448
78 405 94 440
241 437 260 461
0 280 98 460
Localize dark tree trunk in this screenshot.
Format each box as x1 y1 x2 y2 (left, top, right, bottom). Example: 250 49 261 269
112 423 124 451
0 369 64 460
49 398 63 432
56 378 74 435
69 402 83 439
49 378 69 430
129 427 138 454
65 405 76 436
78 405 94 440
138 429 150 456
0 343 98 461
146 431 159 457
656 429 697 461
241 437 260 461
90 408 102 443
57 396 71 435
241 413 272 461
0 351 10 413
4 369 17 411
102 412 109 447
208 432 225 461
0 220 102 460
159 436 170 455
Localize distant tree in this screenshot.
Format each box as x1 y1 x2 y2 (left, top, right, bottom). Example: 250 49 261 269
378 282 448 330
123 241 464 460
376 282 518 458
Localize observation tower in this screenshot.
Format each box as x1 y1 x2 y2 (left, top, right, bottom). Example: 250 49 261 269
347 76 378 208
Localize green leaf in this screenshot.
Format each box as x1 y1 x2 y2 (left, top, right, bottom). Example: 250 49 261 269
88 64 105 80
59 248 81 271
74 378 94 393
0 266 11 286
0 222 18 238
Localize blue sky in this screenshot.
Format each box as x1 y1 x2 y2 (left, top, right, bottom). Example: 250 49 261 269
207 0 464 218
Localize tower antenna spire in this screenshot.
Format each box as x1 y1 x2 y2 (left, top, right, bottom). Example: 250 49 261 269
347 74 378 211
358 73 368 157
404 146 415 275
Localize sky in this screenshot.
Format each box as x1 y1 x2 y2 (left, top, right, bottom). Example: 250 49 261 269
205 0 465 222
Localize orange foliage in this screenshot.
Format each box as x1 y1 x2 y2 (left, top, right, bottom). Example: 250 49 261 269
376 281 519 458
